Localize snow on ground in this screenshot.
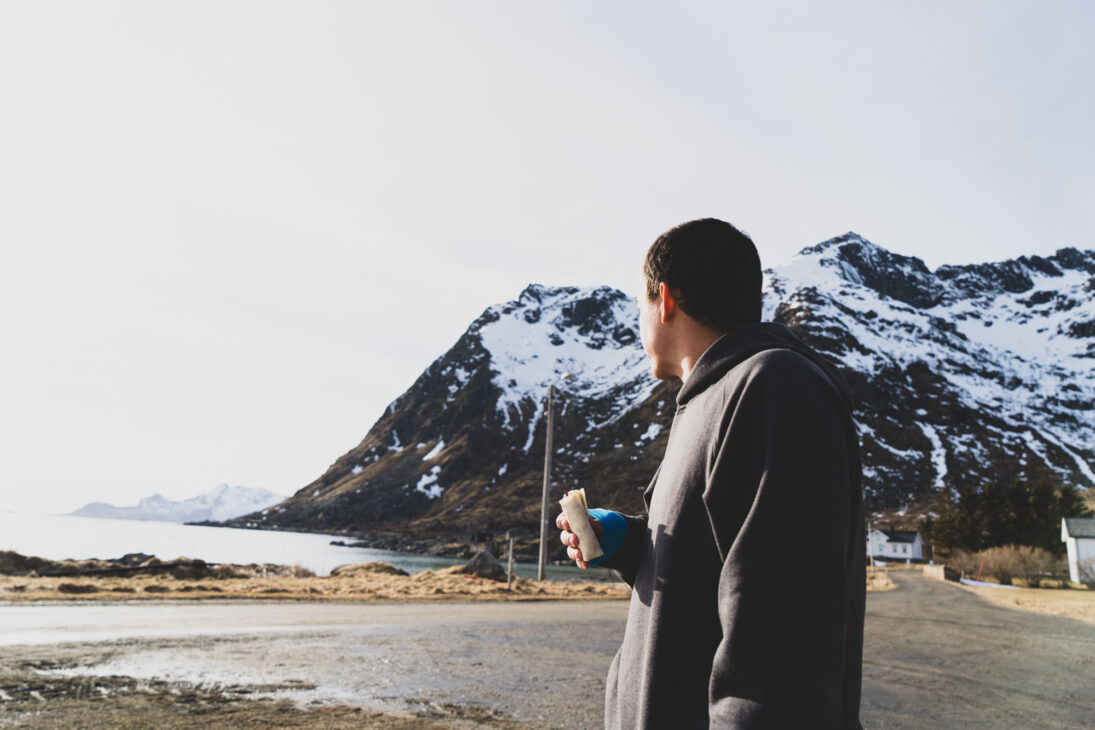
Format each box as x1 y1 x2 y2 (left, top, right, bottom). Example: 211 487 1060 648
422 440 445 461
477 285 658 443
920 424 948 490
1036 429 1095 485
415 466 443 499
947 267 1091 363
960 578 1020 590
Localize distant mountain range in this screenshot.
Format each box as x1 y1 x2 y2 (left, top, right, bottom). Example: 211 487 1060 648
73 484 285 523
223 232 1094 543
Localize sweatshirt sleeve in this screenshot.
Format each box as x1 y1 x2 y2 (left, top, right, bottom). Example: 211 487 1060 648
701 353 857 727
596 463 660 586
596 513 648 587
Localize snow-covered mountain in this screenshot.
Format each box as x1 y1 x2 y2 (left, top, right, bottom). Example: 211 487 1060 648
73 484 285 523
226 233 1094 542
226 283 676 538
767 233 1095 506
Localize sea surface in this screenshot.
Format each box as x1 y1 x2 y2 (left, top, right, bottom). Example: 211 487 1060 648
0 511 612 580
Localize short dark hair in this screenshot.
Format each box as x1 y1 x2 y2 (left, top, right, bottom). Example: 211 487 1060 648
641 218 762 332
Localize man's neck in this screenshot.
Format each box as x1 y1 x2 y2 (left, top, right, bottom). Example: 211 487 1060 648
678 328 725 381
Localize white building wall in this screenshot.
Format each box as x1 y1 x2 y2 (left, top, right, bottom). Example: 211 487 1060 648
867 531 923 560
1073 538 1095 584
1065 538 1078 582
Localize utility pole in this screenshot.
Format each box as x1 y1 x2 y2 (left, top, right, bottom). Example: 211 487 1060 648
538 384 555 582
538 374 575 582
506 530 515 590
867 518 876 569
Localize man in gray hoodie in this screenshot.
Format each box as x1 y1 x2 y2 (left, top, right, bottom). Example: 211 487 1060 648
558 218 864 728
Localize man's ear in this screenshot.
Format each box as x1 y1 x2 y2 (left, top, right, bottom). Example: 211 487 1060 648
658 282 677 323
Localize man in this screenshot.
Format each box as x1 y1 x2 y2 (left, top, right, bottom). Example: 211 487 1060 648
558 218 864 728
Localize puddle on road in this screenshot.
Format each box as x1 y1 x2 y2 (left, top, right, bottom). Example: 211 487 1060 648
29 625 531 720
9 612 625 730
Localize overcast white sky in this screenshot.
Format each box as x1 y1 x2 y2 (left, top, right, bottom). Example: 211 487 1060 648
1 1 1092 514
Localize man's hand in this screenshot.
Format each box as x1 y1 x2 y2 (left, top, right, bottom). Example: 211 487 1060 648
557 512 603 570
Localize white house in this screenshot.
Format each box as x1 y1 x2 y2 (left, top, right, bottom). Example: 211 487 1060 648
867 529 924 561
1061 518 1095 584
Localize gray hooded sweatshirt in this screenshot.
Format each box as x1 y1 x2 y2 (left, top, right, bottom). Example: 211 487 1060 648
602 322 864 729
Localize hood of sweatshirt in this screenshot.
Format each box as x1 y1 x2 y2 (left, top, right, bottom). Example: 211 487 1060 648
676 322 854 411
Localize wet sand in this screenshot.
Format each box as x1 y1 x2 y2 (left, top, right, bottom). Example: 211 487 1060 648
0 600 626 729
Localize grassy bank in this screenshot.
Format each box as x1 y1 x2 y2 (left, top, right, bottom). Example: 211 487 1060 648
0 562 629 603
1 550 901 604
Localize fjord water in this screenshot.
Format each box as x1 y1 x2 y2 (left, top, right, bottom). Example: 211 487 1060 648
0 511 455 576
0 511 612 580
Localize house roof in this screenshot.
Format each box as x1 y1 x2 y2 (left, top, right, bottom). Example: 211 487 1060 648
1063 518 1095 539
878 529 919 543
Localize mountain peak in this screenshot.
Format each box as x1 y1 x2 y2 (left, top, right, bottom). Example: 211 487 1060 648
475 284 650 433
72 485 284 523
1053 247 1095 273
797 231 873 256
935 247 1095 300
789 232 942 308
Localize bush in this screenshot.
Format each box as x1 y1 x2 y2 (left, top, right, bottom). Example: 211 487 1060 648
946 545 1065 585
57 583 99 594
947 549 980 578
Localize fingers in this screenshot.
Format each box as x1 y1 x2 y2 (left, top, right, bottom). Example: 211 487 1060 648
589 516 602 536
557 512 593 568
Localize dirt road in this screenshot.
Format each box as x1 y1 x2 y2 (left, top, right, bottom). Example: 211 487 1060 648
2 573 1094 728
862 571 1095 728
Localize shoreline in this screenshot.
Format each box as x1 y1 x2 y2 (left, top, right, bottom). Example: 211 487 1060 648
196 519 549 562
0 550 629 604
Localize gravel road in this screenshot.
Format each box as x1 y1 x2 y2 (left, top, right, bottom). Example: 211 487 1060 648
2 572 1094 728
861 571 1095 728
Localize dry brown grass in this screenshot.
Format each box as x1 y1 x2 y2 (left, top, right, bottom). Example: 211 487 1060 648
0 562 629 603
2 555 901 603
867 567 897 592
959 581 1095 626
